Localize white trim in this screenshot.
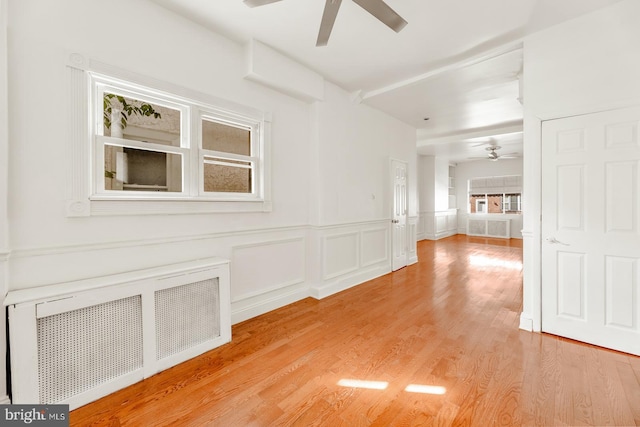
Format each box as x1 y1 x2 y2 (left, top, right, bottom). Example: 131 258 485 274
8 304 39 404
231 278 306 303
533 96 640 123
89 199 273 215
10 224 307 259
310 218 390 230
230 236 305 251
65 53 272 216
4 257 229 306
519 313 534 331
66 65 91 217
0 396 10 405
231 281 308 324
310 264 390 300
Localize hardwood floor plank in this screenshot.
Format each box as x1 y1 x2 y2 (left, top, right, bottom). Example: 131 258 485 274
69 235 640 427
617 359 640 424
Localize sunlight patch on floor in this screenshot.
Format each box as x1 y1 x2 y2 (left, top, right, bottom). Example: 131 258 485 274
404 384 447 395
469 255 522 270
337 379 389 390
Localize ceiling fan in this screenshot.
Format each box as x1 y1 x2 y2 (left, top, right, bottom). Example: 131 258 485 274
469 146 520 162
243 0 408 46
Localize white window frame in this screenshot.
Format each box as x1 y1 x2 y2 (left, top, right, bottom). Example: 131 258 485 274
475 199 487 213
197 110 263 200
92 76 191 199
65 54 271 216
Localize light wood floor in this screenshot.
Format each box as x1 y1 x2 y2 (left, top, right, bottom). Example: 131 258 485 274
71 235 640 426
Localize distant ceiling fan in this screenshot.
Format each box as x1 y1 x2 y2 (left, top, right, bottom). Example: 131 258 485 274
243 0 408 46
469 146 520 162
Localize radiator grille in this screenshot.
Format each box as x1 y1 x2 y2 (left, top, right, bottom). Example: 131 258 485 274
36 296 143 404
468 219 487 235
488 220 508 237
155 278 220 360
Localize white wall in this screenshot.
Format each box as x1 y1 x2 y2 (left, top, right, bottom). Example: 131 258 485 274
521 0 640 331
455 159 523 238
416 155 456 241
418 156 436 212
4 0 418 400
308 82 417 296
313 83 416 226
0 0 9 404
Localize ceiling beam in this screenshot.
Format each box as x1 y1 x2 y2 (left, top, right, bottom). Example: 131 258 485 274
362 40 524 101
416 120 523 147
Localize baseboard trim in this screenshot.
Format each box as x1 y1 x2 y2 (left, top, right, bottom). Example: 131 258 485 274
0 395 10 404
231 283 309 325
519 313 533 331
309 264 390 300
422 230 457 241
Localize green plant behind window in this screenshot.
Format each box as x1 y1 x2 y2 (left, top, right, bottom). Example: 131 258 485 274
103 93 162 130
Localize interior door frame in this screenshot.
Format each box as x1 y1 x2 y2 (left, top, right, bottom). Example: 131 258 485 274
521 98 640 333
390 158 408 271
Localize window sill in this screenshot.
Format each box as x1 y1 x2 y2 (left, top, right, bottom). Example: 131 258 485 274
66 198 272 216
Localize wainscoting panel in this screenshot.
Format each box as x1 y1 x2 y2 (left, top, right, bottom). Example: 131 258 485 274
416 214 426 241
408 217 418 264
231 238 306 301
419 210 458 241
230 237 308 324
323 232 359 280
360 227 388 267
310 221 393 299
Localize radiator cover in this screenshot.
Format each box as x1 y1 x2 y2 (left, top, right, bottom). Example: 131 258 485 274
6 258 230 410
467 217 511 238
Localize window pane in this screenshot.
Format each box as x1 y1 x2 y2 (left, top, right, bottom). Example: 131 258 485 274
104 145 182 192
469 195 485 213
202 119 250 155
487 194 503 213
103 93 181 147
504 193 522 213
203 161 252 193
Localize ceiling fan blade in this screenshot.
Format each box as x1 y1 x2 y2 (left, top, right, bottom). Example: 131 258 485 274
316 0 343 47
243 0 283 7
352 0 408 33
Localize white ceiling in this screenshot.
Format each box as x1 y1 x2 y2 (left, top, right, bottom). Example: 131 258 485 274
150 0 623 163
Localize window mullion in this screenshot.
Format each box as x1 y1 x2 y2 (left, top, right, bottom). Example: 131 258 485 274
190 107 201 197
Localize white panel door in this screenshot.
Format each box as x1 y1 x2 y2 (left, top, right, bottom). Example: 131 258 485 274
542 106 640 355
391 159 408 271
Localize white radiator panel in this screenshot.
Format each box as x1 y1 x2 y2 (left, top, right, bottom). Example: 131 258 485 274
467 218 511 238
7 258 230 410
468 219 487 236
37 296 143 404
155 279 220 361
